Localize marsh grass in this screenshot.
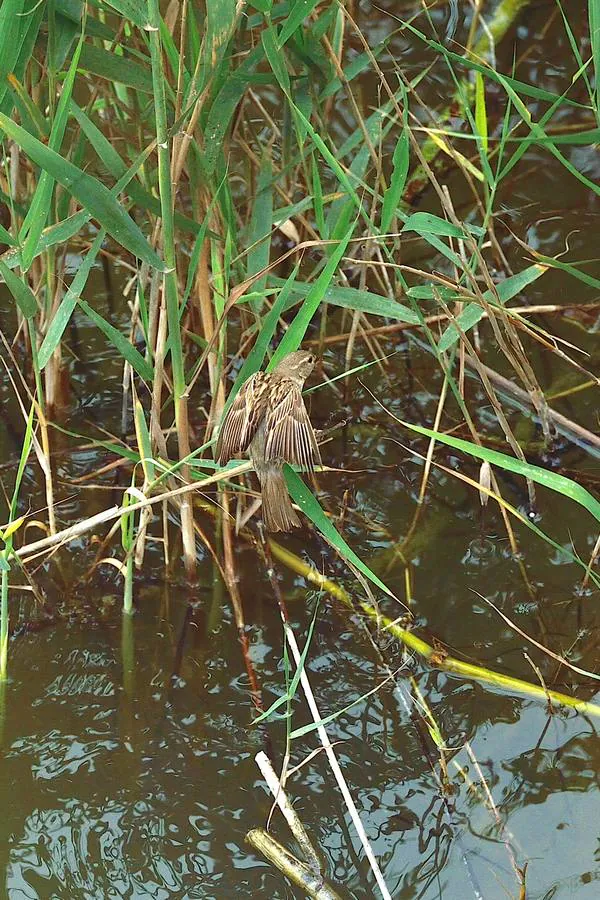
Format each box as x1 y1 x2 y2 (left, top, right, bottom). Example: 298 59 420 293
1 0 599 892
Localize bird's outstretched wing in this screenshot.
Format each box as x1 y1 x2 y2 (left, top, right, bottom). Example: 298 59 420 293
264 380 321 471
215 372 268 464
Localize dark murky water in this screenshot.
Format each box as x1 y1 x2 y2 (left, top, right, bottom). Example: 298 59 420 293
2 3 600 898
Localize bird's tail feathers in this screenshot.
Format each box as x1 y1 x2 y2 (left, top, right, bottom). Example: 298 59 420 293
260 467 301 532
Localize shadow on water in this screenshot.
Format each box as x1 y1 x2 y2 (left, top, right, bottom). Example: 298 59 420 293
1 3 600 899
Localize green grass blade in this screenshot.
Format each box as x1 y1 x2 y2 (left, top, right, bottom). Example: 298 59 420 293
78 44 153 93
2 5 45 116
553 1 594 110
290 670 395 739
100 0 151 29
52 10 80 71
3 139 160 274
252 603 320 725
20 27 85 270
0 260 37 318
205 0 240 74
310 152 326 237
529 253 600 290
474 71 489 156
0 224 15 247
147 0 184 399
0 0 29 113
268 223 355 368
246 153 273 310
38 230 106 369
495 72 600 198
1 211 89 271
271 276 420 324
9 400 36 523
381 127 409 233
70 101 204 239
77 299 153 382
292 104 366 225
437 264 547 352
262 21 292 94
6 73 48 139
590 0 600 123
320 36 390 100
54 0 114 39
400 17 588 108
279 0 321 46
0 113 166 271
134 398 155 481
202 46 263 176
403 212 484 240
400 420 600 523
285 468 397 600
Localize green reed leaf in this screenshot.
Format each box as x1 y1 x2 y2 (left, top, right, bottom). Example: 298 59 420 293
285 468 397 599
78 44 153 93
20 29 85 271
0 0 30 114
0 113 166 271
438 264 548 352
381 127 410 233
271 276 420 324
279 0 321 46
589 0 600 122
134 398 156 482
38 230 106 369
77 299 153 382
474 71 488 155
100 0 152 29
246 152 273 310
268 223 355 368
403 212 483 240
400 420 600 523
0 260 37 318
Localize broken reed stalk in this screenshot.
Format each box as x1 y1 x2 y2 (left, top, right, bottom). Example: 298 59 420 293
254 750 324 879
259 534 393 900
402 331 600 457
269 542 600 720
219 492 266 715
13 463 251 562
246 829 342 900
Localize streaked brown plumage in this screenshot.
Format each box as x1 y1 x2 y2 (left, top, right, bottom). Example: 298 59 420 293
215 350 320 532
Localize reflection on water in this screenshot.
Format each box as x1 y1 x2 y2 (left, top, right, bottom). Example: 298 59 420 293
1 585 599 898
2 621 271 899
8 799 218 899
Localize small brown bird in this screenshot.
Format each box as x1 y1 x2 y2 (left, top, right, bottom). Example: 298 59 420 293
215 350 321 532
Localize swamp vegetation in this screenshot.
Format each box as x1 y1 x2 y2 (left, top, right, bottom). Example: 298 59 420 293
0 0 599 897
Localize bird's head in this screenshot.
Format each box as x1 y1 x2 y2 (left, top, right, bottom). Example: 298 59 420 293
273 350 317 382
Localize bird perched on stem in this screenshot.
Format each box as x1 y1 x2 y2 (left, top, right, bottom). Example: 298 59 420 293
215 350 320 532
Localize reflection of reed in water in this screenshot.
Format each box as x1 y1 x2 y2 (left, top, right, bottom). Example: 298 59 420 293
44 671 114 697
6 800 221 897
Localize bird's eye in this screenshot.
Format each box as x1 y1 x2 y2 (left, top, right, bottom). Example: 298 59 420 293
308 355 315 363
